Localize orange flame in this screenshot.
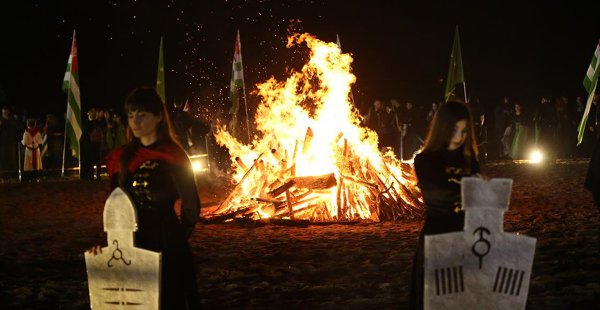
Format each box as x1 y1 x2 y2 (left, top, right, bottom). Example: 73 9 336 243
213 33 423 222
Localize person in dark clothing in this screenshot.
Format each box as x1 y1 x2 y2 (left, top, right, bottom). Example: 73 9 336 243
364 99 395 151
584 134 600 251
534 96 557 160
0 106 20 173
171 101 192 152
397 101 420 160
103 87 201 309
81 108 104 180
495 96 513 159
42 113 63 169
409 100 483 310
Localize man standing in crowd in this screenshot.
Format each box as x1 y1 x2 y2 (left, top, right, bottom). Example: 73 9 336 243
0 106 20 174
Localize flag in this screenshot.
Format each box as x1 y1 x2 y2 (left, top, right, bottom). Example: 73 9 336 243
40 132 48 159
228 29 248 141
577 40 600 145
62 30 82 159
444 26 465 102
156 36 166 102
183 99 190 112
336 34 356 107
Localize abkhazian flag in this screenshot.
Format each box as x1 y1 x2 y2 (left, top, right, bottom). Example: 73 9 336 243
40 131 48 159
228 29 245 140
156 36 166 102
577 40 600 145
444 25 465 102
62 30 82 159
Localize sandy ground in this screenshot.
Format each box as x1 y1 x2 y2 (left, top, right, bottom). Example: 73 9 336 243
0 159 599 309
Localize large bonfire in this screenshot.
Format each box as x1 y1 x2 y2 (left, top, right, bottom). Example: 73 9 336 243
211 33 423 222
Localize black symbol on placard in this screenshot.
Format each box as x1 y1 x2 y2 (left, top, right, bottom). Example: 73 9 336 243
472 226 491 269
107 240 132 267
493 266 526 296
434 266 464 295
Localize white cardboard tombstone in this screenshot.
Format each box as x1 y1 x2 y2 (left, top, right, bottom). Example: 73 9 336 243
424 178 536 310
84 188 161 309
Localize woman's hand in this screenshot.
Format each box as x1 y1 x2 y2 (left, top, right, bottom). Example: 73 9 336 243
86 245 103 255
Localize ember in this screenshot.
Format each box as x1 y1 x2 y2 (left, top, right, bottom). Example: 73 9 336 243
211 33 423 222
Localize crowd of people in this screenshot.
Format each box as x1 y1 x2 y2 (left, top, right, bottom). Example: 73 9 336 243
0 100 213 181
361 93 600 162
0 105 128 181
2 92 600 181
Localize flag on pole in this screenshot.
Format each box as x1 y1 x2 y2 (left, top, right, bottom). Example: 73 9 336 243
228 29 248 141
62 30 82 159
40 132 48 159
444 26 465 102
183 99 190 112
156 36 166 102
577 40 600 145
336 34 356 107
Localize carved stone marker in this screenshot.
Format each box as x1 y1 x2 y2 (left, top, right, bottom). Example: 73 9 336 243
84 188 161 309
424 178 536 310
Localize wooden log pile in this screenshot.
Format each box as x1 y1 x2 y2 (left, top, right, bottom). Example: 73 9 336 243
205 127 424 223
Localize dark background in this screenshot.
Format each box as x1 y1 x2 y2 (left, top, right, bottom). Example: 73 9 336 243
0 0 599 122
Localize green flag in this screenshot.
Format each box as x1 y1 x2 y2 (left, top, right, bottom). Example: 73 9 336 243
62 30 82 159
577 40 600 145
156 36 166 102
228 29 248 142
444 26 465 102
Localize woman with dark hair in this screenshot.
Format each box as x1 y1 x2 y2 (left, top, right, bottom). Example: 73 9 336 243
409 100 483 309
105 86 201 309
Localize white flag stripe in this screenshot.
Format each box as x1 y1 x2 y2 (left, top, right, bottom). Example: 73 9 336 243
586 44 600 83
67 107 82 140
69 77 81 107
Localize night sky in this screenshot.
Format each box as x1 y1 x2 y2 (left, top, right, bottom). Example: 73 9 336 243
1 0 599 123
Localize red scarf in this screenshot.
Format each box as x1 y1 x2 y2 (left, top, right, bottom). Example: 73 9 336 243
26 127 40 170
106 141 190 179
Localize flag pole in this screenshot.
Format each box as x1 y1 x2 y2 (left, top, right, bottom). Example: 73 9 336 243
61 112 67 176
242 73 250 143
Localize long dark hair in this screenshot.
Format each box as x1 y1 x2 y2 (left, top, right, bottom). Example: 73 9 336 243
420 100 478 172
118 87 182 187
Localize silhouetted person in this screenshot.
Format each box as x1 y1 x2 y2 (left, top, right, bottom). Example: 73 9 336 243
534 96 557 160
0 106 21 174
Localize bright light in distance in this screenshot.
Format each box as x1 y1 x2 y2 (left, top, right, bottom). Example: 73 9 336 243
529 150 543 164
192 161 203 171
189 154 209 173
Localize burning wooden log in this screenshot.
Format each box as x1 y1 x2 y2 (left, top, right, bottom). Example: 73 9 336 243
292 173 337 190
235 156 248 172
302 127 313 154
285 190 295 219
214 153 264 214
340 174 378 189
251 197 285 207
336 178 344 220
268 180 296 198
203 206 252 224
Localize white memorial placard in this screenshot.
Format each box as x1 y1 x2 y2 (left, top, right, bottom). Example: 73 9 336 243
84 188 161 309
424 178 536 310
